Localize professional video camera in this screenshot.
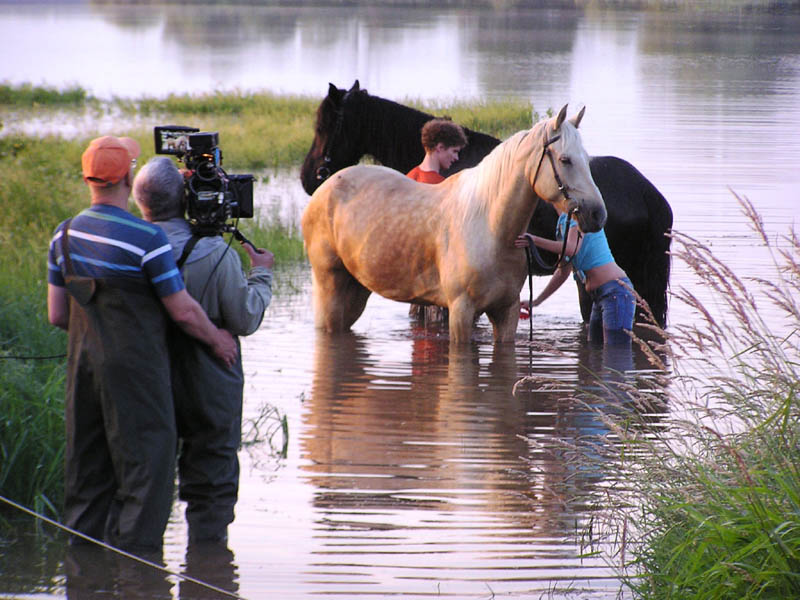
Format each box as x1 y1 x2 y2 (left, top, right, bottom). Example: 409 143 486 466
154 125 254 237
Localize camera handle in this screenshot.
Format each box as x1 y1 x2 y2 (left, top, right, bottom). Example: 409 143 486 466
232 228 265 254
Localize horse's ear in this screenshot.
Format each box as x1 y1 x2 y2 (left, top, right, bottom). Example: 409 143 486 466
350 80 360 92
554 104 568 130
328 83 338 98
569 106 586 129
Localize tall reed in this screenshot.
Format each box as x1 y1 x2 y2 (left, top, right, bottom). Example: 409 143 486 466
0 136 83 520
584 193 800 598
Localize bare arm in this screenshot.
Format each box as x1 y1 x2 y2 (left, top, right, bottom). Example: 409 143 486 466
515 226 582 257
47 284 69 330
531 262 572 307
161 289 237 367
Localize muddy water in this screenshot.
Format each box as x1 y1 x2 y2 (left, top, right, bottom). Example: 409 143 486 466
3 266 668 599
226 277 663 599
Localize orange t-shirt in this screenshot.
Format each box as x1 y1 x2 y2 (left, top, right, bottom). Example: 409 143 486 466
406 166 445 184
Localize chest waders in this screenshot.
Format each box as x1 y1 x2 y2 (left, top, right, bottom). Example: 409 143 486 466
60 222 176 553
172 235 244 543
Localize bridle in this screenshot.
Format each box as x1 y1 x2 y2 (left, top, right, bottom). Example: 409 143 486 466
531 132 572 204
524 131 582 340
527 131 579 269
315 92 351 182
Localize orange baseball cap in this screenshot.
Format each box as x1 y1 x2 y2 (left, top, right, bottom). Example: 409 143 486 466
82 136 141 186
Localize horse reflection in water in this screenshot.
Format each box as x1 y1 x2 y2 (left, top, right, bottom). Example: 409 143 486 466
299 329 668 594
301 105 606 343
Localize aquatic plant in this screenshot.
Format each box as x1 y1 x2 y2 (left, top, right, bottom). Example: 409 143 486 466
550 192 800 599
616 194 800 599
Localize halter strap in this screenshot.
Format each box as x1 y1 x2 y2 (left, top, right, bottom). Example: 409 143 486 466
316 90 353 182
531 132 572 203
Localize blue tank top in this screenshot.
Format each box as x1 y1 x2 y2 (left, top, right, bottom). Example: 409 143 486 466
557 213 614 283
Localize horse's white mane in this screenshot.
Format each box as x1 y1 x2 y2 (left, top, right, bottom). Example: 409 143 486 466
445 113 584 230
446 123 543 229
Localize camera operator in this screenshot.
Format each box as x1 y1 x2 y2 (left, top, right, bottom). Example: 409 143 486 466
47 137 237 555
133 156 274 545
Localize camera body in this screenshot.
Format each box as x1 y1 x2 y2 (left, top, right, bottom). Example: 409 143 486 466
154 125 254 236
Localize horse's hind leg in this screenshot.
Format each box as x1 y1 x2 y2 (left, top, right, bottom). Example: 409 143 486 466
312 266 371 332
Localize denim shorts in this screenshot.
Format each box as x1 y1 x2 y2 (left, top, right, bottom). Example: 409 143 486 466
588 277 636 344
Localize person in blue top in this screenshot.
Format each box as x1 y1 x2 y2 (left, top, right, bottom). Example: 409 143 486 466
47 135 237 555
515 210 636 345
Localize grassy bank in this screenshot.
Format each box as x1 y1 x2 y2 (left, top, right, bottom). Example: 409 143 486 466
596 194 800 598
0 84 534 520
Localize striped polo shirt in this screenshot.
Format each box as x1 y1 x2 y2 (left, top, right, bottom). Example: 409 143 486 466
48 204 185 298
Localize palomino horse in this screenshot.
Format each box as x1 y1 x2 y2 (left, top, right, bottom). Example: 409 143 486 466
300 81 672 327
301 105 606 344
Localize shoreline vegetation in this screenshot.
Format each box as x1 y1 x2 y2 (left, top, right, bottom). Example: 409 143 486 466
537 194 799 598
3 84 799 597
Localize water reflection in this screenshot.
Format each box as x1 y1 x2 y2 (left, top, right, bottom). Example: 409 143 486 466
298 325 668 594
65 545 172 600
180 542 239 600
61 541 240 600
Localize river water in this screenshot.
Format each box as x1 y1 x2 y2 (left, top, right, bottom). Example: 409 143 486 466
2 2 800 599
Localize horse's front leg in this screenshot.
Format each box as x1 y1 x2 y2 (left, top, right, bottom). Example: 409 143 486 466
448 295 477 344
485 299 521 343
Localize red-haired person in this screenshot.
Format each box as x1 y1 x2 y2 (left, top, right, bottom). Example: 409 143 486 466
406 119 468 322
406 118 467 183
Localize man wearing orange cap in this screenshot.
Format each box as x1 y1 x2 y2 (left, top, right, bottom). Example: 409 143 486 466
47 135 238 554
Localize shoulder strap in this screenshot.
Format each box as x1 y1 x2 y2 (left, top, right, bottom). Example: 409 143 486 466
177 234 202 271
60 218 76 277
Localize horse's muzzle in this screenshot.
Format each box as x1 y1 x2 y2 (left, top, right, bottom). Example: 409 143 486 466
571 201 607 233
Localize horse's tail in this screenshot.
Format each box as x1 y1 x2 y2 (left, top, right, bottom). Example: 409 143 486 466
589 156 672 329
639 171 673 328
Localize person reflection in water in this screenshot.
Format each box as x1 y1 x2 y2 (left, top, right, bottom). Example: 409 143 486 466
65 544 172 600
515 208 636 346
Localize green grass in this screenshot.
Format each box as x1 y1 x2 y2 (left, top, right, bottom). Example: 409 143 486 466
0 136 82 521
588 193 800 599
409 97 539 140
0 82 88 108
120 90 323 169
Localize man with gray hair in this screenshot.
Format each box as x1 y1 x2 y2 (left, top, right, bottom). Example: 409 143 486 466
134 156 274 544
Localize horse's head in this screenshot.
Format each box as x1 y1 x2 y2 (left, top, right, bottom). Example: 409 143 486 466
300 80 366 195
529 104 606 233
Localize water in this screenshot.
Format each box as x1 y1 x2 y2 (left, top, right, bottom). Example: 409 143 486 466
2 2 800 598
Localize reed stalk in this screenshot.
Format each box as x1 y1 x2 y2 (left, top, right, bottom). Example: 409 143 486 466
530 192 800 598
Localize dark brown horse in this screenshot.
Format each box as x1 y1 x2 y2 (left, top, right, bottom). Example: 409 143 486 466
301 81 673 327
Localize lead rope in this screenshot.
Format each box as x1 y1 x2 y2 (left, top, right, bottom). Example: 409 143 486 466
524 247 535 343
0 494 246 600
522 206 578 341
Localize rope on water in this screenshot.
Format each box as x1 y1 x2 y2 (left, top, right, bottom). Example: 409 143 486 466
0 494 247 600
